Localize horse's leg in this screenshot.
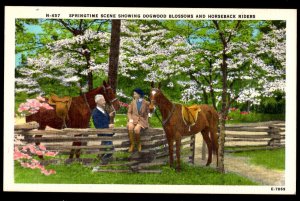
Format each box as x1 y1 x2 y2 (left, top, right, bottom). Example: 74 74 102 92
210 126 219 167
69 142 81 159
167 137 174 168
175 136 181 172
75 140 81 158
202 129 212 166
69 142 75 159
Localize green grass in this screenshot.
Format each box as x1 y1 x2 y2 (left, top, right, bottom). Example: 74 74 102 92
14 161 257 185
92 114 162 128
231 148 285 170
112 113 284 128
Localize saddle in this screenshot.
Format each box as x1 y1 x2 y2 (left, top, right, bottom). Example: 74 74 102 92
182 105 201 130
48 93 72 128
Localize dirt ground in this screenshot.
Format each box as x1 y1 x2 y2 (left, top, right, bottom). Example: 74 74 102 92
194 134 285 186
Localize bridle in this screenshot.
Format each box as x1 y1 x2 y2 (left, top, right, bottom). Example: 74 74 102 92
150 88 175 126
102 85 119 113
83 85 119 113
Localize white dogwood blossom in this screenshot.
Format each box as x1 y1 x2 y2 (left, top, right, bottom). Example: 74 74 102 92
16 29 110 94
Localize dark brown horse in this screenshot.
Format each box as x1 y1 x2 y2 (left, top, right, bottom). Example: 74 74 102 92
149 82 219 171
26 80 120 158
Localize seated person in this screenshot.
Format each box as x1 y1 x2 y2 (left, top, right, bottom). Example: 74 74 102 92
127 88 150 152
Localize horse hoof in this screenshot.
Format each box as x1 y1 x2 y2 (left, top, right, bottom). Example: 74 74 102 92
206 163 211 166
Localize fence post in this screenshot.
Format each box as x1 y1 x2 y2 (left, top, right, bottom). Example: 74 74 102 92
268 126 281 147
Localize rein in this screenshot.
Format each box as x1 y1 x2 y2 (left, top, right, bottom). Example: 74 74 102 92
162 103 176 126
83 93 92 113
150 96 176 126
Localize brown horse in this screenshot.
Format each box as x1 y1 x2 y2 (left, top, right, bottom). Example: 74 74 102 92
26 80 120 158
149 82 219 171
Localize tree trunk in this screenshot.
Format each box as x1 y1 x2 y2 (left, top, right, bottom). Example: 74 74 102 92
202 88 208 104
210 87 217 110
208 59 217 110
108 20 121 92
218 117 226 173
218 52 228 173
87 71 93 91
83 50 93 91
247 101 251 112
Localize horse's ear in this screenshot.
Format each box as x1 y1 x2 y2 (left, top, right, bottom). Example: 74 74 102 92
151 81 155 88
158 82 162 89
103 80 107 86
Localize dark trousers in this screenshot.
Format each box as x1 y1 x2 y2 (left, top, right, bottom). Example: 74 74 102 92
98 134 113 159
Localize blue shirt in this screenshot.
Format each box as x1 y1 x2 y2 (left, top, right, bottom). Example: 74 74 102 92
136 99 143 113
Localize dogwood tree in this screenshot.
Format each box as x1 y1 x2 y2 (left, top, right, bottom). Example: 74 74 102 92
15 19 111 96
119 20 207 101
210 20 286 173
16 29 110 95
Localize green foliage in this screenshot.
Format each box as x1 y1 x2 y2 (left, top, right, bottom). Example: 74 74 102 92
254 91 285 114
227 109 285 123
15 19 285 117
232 148 285 170
14 160 257 185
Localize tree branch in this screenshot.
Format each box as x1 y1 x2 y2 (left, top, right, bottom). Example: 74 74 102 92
212 20 226 47
53 19 76 35
226 20 241 44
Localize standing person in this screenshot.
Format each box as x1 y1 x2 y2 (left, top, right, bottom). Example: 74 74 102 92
92 94 115 164
127 88 150 152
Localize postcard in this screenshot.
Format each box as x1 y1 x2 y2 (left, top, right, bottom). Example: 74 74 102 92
4 6 297 194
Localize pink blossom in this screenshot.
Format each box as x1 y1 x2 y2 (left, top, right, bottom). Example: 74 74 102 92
44 151 58 157
38 144 47 151
119 101 129 108
42 169 56 176
31 159 39 163
35 151 43 156
15 143 58 176
28 110 38 114
22 145 29 151
28 146 36 154
18 96 54 115
36 96 45 102
41 103 54 110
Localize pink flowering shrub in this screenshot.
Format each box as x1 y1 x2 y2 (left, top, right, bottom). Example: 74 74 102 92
240 111 250 115
18 96 53 115
14 143 58 176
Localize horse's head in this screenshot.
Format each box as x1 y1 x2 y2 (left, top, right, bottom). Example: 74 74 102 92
149 82 162 114
101 80 120 112
87 80 120 111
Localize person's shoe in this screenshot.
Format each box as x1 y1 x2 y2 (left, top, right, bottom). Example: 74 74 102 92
101 158 109 165
97 153 105 160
